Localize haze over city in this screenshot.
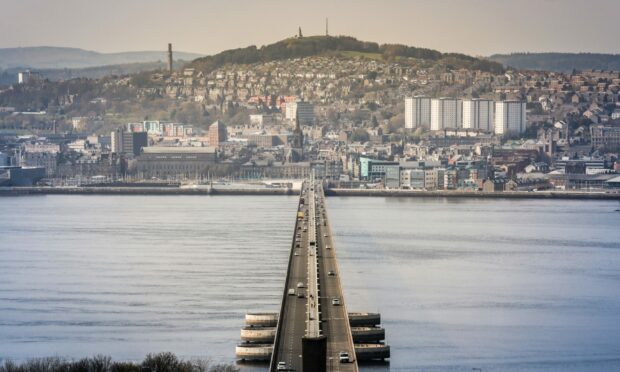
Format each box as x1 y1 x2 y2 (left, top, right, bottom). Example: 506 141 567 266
2 1 620 372
2 0 620 56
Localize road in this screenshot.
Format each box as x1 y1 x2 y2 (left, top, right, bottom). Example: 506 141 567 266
271 180 358 372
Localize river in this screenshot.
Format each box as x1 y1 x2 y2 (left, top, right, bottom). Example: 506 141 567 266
1 195 619 371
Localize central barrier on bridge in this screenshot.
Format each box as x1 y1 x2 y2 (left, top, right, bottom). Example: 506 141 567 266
302 181 327 372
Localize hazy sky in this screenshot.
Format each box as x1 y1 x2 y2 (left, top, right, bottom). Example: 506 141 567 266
1 0 619 56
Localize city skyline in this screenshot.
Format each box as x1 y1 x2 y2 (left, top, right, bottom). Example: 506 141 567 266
1 0 620 57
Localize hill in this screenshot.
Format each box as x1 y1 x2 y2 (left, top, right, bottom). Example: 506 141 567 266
189 35 503 73
0 46 203 70
489 52 620 73
0 60 192 85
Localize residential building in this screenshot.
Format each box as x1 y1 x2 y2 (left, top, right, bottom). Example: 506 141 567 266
405 96 431 129
495 100 526 135
431 98 462 130
462 99 493 131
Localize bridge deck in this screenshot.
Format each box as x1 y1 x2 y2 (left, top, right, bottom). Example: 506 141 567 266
270 179 358 372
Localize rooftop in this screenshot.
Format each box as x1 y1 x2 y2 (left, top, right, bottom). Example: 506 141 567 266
142 146 216 154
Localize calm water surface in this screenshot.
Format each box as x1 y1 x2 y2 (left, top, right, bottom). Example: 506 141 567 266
1 195 619 371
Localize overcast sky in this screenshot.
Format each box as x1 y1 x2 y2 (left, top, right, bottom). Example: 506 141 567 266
1 0 619 56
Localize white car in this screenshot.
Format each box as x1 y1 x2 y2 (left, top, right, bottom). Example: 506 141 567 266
332 298 340 306
277 361 287 370
297 282 305 288
339 351 350 363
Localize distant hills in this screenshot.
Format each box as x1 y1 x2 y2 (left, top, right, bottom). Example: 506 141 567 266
189 35 504 74
489 53 620 73
0 46 203 70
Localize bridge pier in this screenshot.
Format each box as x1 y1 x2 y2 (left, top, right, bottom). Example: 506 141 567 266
302 335 327 372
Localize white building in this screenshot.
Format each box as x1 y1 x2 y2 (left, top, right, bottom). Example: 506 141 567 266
430 98 462 130
495 101 526 135
405 96 431 129
285 101 315 124
462 99 493 131
424 169 438 190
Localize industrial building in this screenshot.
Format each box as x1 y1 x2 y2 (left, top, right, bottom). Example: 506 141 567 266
135 147 217 178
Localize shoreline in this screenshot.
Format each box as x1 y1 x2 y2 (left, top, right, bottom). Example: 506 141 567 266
325 188 620 200
1 186 620 200
0 186 298 196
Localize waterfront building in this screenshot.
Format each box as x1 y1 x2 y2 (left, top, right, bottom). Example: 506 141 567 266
462 99 493 131
405 96 431 129
430 98 462 130
494 100 526 135
111 129 148 156
135 147 217 178
385 165 401 189
424 168 438 190
359 157 399 181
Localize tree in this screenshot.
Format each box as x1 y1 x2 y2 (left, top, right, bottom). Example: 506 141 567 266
351 128 369 142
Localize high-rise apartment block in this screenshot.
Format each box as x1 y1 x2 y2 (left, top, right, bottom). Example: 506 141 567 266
462 99 493 131
494 101 526 135
430 98 462 130
405 96 431 129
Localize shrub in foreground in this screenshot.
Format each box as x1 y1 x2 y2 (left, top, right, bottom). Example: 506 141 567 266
0 353 238 372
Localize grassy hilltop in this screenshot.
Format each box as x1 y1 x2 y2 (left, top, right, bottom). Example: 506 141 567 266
189 35 503 73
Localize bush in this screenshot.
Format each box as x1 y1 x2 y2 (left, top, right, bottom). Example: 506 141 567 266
0 353 237 372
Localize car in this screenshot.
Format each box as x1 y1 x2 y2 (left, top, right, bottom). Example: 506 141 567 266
326 245 331 250
288 288 295 296
324 234 328 237
297 282 305 288
328 270 335 276
294 252 300 256
332 298 340 306
277 361 287 370
297 291 305 298
339 351 350 363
